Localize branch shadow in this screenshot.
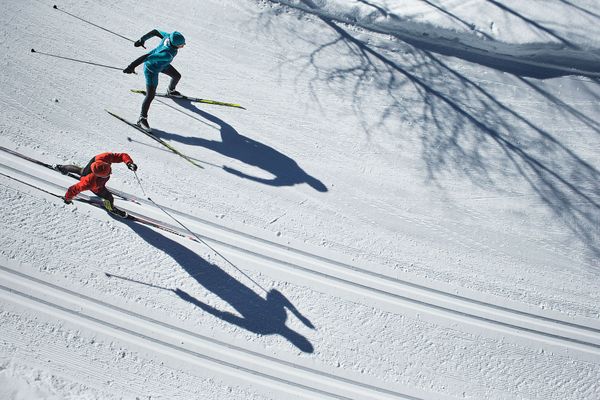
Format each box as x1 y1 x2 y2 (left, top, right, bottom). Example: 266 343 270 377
359 0 492 40
153 100 328 192
420 0 494 40
265 0 600 79
484 0 577 48
556 0 600 19
124 220 315 353
260 1 600 258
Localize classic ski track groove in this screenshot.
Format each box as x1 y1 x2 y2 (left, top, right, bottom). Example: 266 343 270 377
0 265 419 400
1 155 600 355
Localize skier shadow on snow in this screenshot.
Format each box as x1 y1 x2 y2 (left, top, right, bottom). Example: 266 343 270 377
152 100 327 192
125 221 316 353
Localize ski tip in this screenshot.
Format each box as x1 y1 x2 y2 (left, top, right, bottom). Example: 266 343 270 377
53 4 58 9
104 272 111 277
225 103 246 110
222 103 245 110
31 48 36 53
105 109 120 118
130 89 146 95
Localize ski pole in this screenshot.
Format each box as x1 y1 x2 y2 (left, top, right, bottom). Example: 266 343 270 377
133 171 269 295
105 272 173 291
53 4 145 48
31 48 131 72
132 170 148 197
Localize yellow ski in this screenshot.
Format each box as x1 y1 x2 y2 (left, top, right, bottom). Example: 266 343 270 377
130 89 245 109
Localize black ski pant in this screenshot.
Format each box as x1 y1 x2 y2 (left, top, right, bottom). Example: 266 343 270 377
140 65 181 118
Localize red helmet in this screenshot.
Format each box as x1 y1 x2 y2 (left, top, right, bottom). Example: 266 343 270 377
91 161 111 177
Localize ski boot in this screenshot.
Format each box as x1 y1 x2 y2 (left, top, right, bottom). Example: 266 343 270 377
53 164 69 175
137 116 150 131
167 88 182 98
103 199 128 218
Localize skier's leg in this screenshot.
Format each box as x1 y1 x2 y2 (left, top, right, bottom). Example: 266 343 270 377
56 157 93 176
140 85 156 118
162 65 181 93
141 67 159 118
95 187 126 217
55 164 83 175
95 187 115 210
80 157 97 176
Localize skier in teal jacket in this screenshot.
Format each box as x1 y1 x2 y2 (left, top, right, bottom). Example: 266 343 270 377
123 29 186 130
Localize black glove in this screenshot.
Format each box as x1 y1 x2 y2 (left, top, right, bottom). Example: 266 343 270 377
134 39 145 48
127 162 138 171
62 196 72 205
123 64 136 74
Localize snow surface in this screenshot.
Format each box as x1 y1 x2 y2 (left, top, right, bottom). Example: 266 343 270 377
1 0 599 399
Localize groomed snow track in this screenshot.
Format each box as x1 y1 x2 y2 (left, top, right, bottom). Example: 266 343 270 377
0 265 418 400
1 148 599 399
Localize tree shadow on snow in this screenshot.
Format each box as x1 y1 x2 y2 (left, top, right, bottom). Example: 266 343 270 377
151 100 327 192
556 0 600 20
278 0 600 79
256 1 600 258
124 221 315 353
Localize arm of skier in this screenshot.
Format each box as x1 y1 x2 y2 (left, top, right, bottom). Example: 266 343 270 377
96 152 137 171
125 29 166 72
123 53 149 74
64 175 93 203
116 153 137 171
134 29 165 47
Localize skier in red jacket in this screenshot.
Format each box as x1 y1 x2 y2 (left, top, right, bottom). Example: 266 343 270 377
55 152 137 216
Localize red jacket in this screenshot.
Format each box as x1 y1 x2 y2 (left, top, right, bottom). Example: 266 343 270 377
65 152 133 201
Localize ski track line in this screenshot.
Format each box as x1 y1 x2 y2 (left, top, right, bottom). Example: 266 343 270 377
0 323 147 397
0 265 420 400
1 156 600 354
371 192 588 272
359 190 598 303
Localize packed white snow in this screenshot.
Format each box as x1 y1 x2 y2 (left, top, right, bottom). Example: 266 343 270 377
1 0 599 399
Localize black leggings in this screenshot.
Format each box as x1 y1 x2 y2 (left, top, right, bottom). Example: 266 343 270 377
59 157 94 176
141 64 181 118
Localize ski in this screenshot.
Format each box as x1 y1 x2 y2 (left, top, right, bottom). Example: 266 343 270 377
76 197 197 240
72 196 198 241
106 110 204 169
0 146 81 180
130 89 246 110
0 146 141 205
0 170 199 242
0 169 129 217
127 212 199 241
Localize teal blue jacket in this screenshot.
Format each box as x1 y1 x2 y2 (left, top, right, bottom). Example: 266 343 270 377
141 30 179 73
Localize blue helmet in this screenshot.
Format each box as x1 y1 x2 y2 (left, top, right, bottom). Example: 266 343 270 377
170 31 186 47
